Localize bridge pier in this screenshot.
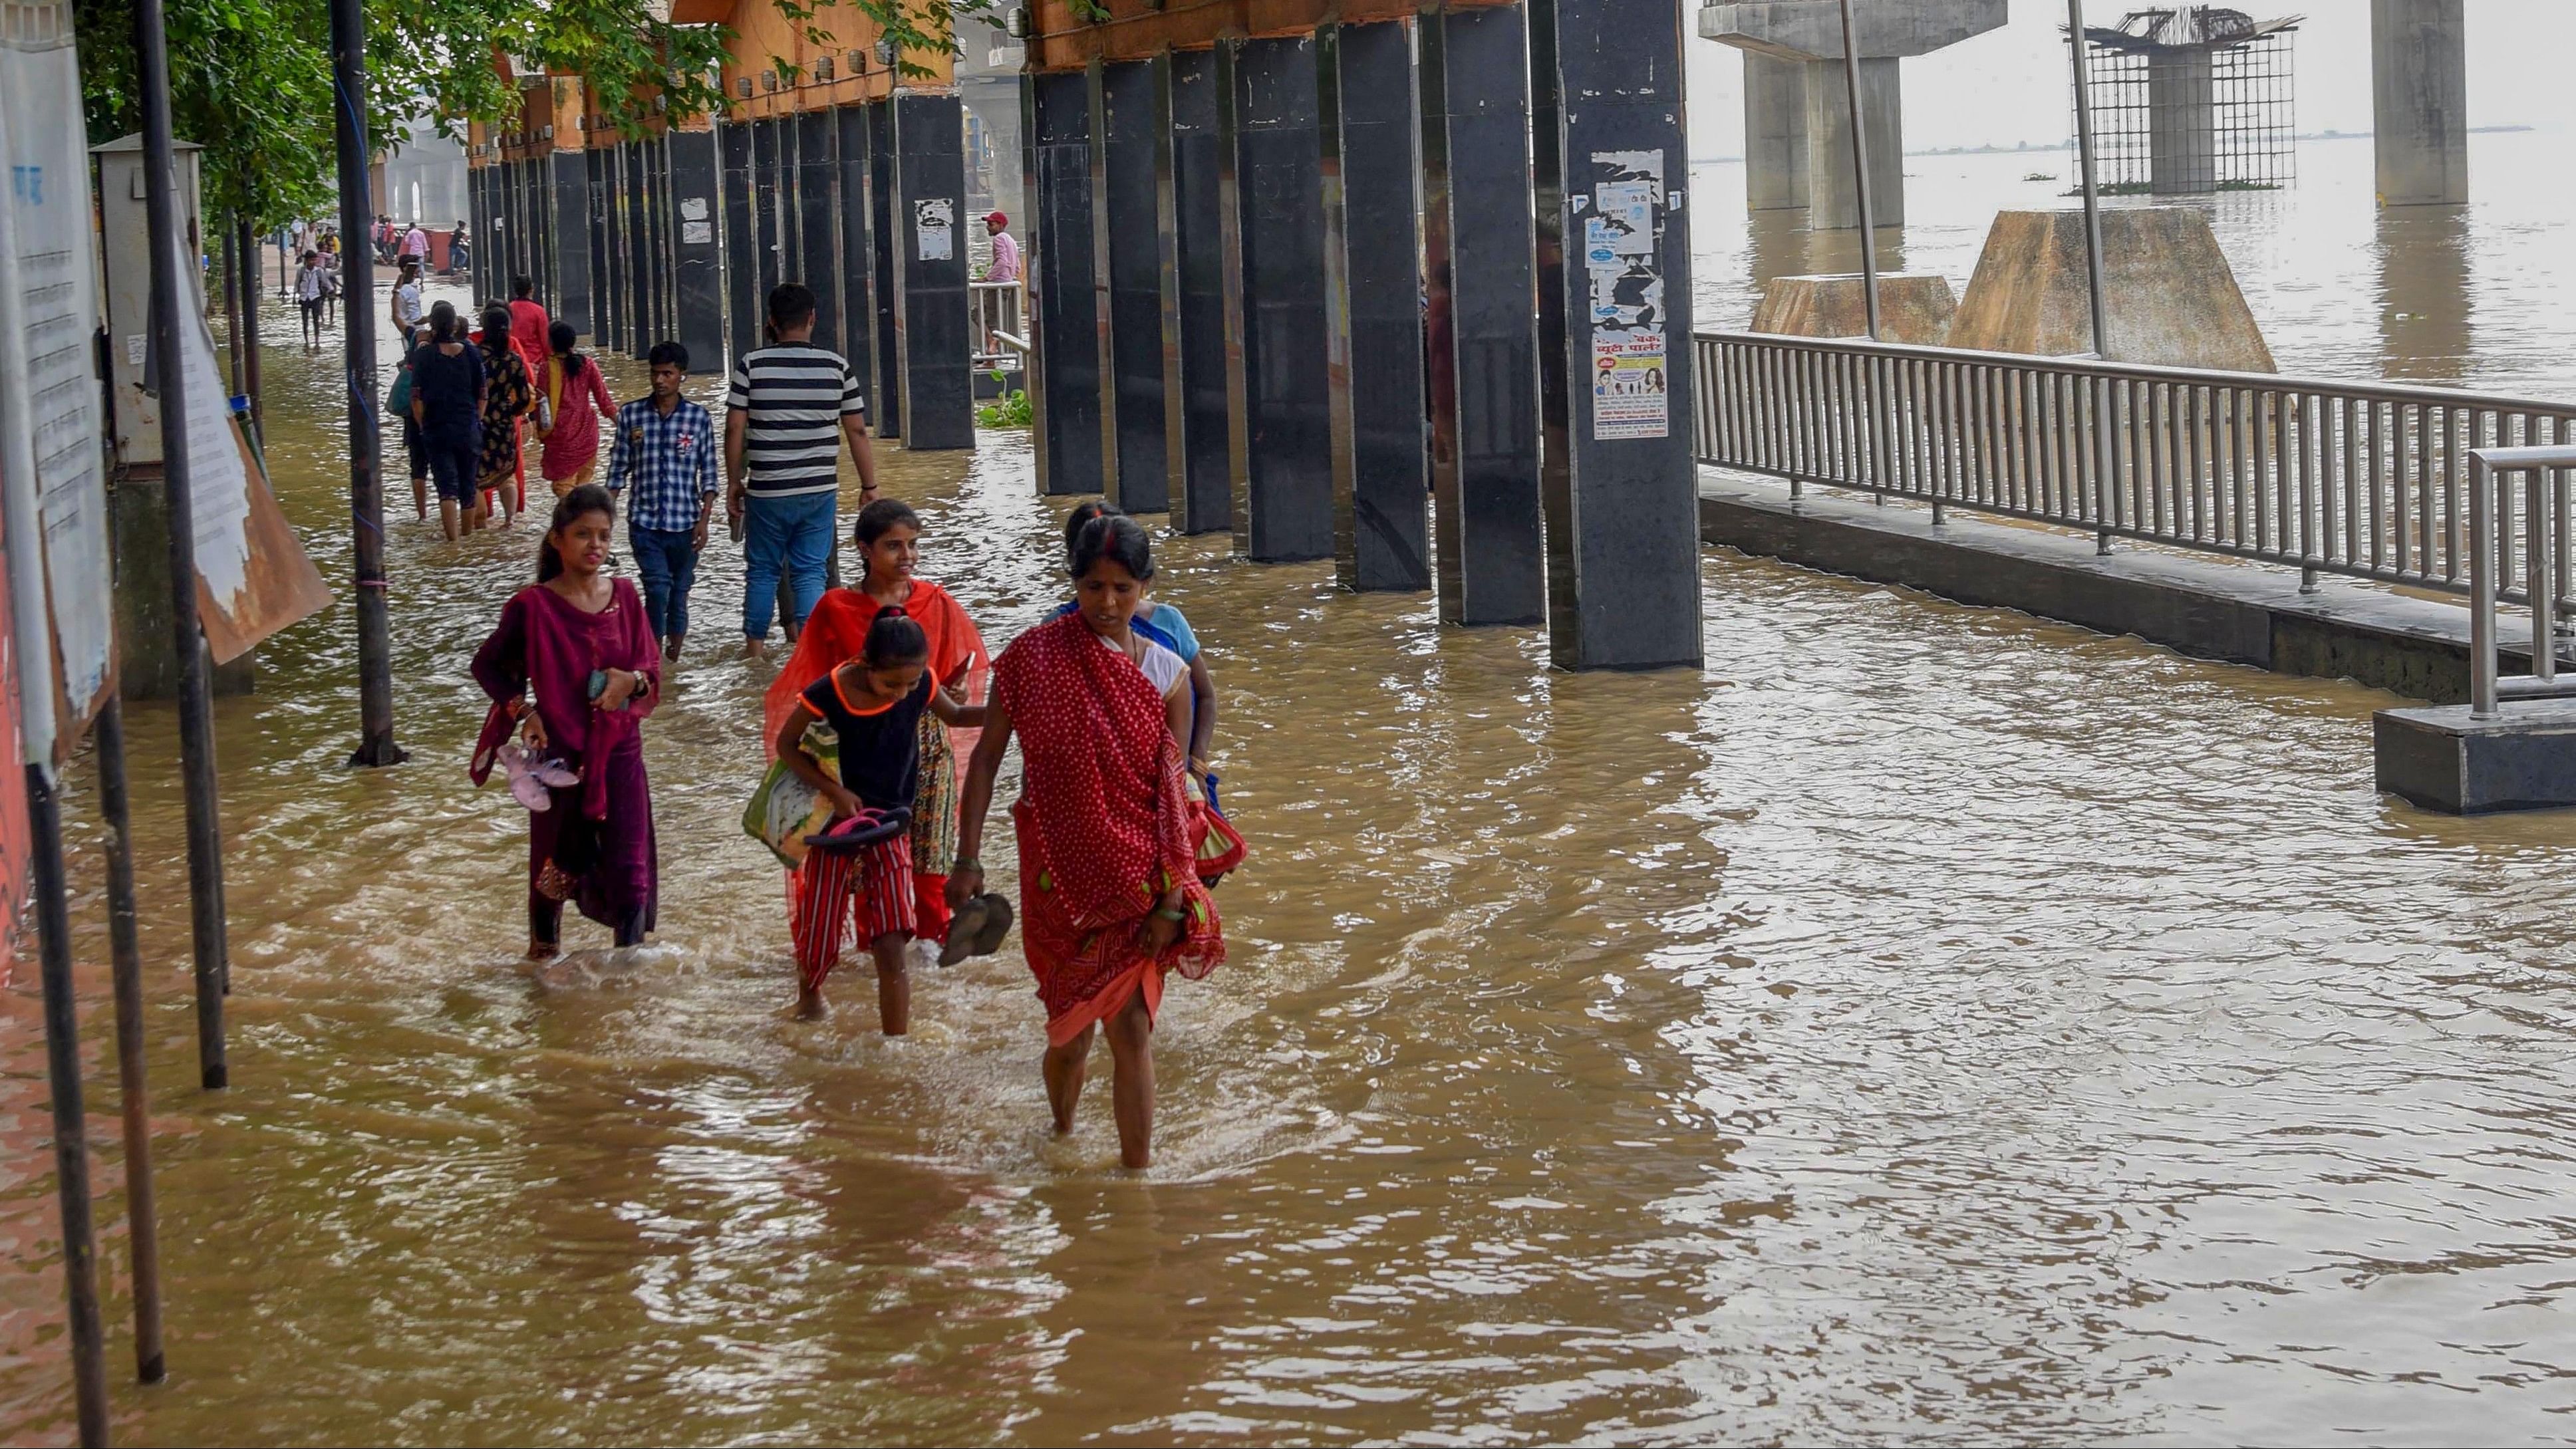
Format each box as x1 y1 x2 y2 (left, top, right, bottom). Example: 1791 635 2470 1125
1032 70 1103 495
1168 47 1242 535
2372 0 2468 207
1741 51 1809 213
1423 5 1544 624
1322 20 1431 593
889 90 976 451
1100 57 1179 513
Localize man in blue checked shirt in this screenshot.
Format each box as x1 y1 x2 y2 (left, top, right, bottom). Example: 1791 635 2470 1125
604 341 720 662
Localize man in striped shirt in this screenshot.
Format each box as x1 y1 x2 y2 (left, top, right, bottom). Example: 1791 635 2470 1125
724 282 878 657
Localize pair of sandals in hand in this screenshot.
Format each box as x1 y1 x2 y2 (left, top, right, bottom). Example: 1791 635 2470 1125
801 807 1012 966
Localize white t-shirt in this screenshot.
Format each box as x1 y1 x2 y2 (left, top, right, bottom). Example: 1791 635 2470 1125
1100 630 1186 700
394 281 422 327
295 265 325 302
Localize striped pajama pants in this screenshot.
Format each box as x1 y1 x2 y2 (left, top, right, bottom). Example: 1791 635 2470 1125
791 835 917 993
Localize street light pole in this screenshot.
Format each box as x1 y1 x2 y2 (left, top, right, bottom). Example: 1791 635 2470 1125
333 0 405 769
1835 0 1881 340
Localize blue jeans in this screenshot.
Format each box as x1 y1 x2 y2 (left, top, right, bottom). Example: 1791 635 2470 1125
630 525 701 641
742 491 835 641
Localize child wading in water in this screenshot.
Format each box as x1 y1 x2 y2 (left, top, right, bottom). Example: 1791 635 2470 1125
774 606 985 1029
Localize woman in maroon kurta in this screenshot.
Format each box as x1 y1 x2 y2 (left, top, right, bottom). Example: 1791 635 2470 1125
472 484 663 955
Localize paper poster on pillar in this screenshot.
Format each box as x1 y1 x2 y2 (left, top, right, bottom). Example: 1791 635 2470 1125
1581 149 1669 442
680 196 713 245
176 315 333 663
915 198 955 262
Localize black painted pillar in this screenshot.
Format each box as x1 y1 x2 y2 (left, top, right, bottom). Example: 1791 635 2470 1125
1532 0 1701 668
639 136 666 350
797 110 841 354
495 160 517 295
468 164 487 296
623 140 652 358
1032 70 1102 495
1422 5 1545 625
584 149 608 343
607 142 633 352
836 104 879 413
1100 57 1179 512
1168 49 1241 535
867 101 903 440
892 90 975 452
1322 21 1431 592
722 120 759 361
750 118 783 320
553 148 591 334
1235 35 1334 562
668 126 727 368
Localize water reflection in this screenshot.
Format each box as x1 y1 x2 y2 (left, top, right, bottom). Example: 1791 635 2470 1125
2376 203 2474 382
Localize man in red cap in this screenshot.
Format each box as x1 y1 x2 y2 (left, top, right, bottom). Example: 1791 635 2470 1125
982 211 1020 285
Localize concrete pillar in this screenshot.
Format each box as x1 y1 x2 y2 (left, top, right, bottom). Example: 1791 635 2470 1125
1804 57 1904 229
467 165 488 298
2376 204 2471 380
1235 35 1335 563
796 110 842 354
1032 70 1104 494
867 101 903 440
2147 51 2216 196
891 90 976 451
1534 0 1703 670
547 150 589 334
751 118 784 319
721 122 759 361
583 149 611 343
2373 0 2468 207
668 126 726 366
1321 20 1430 593
1168 47 1243 535
1101 57 1179 512
836 105 880 413
623 141 653 357
595 148 622 349
1743 52 1810 212
1421 5 1544 625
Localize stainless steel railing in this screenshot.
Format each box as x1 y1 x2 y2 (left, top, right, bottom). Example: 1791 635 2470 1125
970 280 1025 372
1693 330 2576 610
2469 446 2576 718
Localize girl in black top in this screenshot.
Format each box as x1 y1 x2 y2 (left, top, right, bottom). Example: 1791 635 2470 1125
772 606 985 1028
407 301 486 541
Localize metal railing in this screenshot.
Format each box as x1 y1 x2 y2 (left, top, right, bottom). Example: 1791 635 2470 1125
1693 330 2576 612
2470 446 2576 717
970 279 1025 372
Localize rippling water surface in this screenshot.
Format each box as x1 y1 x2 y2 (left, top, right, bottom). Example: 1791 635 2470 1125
3 181 2575 1444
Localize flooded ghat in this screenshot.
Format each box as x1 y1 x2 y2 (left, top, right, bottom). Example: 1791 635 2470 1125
4 280 2576 1445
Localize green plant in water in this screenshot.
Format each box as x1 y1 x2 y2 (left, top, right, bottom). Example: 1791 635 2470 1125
977 371 1032 428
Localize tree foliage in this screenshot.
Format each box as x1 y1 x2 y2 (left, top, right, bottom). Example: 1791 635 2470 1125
76 0 988 230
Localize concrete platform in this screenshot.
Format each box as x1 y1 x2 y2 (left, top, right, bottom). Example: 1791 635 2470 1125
1697 470 2560 706
2374 703 2576 814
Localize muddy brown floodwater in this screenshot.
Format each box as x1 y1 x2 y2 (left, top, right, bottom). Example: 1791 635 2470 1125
3 265 2575 1446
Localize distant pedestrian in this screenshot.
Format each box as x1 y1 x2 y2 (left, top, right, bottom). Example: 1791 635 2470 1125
508 275 551 372
725 282 876 657
538 321 617 495
470 484 663 960
449 220 470 277
408 301 487 539
477 303 535 530
389 259 424 340
401 221 429 267
605 342 718 661
982 211 1020 285
294 250 327 346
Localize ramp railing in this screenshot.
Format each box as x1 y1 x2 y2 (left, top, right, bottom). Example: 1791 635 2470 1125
1693 330 2576 612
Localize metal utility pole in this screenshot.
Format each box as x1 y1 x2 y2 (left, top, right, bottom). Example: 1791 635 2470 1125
25 767 107 1445
1835 0 1882 340
93 700 166 1384
331 0 404 767
2067 0 2112 358
136 0 231 1090
236 215 265 448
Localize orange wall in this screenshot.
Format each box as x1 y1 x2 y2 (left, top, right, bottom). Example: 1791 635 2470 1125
715 0 958 122
1028 0 1506 71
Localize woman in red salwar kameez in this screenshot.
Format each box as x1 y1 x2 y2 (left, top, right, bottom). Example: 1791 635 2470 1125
954 515 1224 1170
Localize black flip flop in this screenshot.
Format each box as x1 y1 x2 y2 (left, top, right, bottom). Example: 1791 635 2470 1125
940 894 993 967
969 892 1014 957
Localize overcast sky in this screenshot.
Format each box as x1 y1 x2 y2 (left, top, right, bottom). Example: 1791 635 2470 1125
1683 1 2576 158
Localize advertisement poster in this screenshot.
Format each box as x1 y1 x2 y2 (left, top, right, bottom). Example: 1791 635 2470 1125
175 315 333 662
1583 149 1670 442
915 198 955 262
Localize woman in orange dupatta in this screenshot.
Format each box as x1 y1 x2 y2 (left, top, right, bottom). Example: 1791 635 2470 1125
954 515 1224 1170
763 497 987 940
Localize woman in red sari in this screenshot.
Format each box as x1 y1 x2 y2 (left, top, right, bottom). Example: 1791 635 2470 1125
764 497 988 945
954 515 1224 1170
471 485 662 955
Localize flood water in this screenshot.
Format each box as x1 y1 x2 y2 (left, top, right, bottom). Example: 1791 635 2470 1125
5 128 2576 1445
